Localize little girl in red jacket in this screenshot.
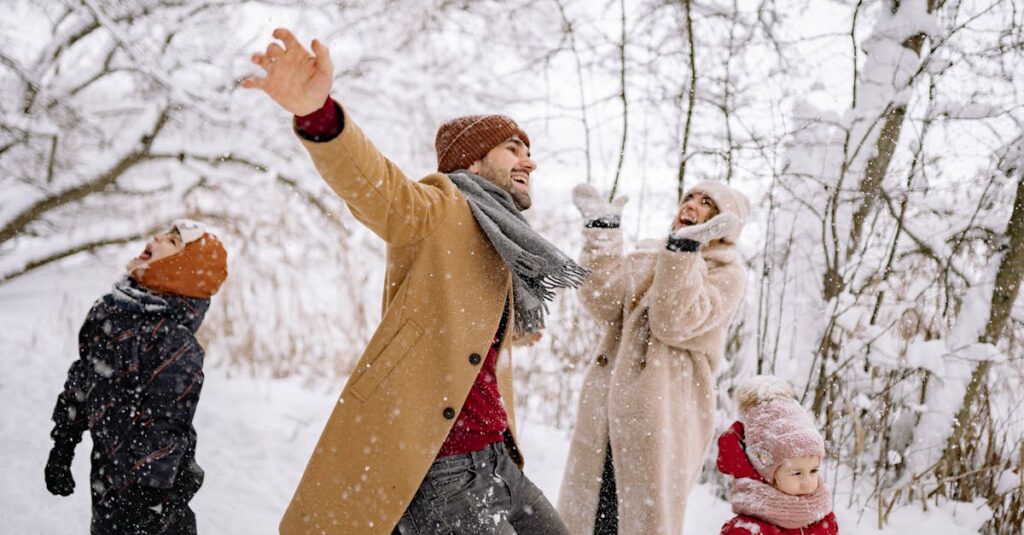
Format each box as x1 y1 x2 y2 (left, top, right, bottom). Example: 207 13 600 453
717 375 839 534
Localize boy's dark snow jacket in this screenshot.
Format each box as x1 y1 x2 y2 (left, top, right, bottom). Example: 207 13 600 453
50 277 209 501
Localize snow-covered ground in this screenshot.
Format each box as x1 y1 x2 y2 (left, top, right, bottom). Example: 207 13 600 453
0 261 992 533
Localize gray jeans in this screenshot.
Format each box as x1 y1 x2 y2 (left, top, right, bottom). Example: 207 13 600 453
392 441 569 534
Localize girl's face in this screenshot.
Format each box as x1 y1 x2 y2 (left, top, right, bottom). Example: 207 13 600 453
773 455 821 496
126 229 184 273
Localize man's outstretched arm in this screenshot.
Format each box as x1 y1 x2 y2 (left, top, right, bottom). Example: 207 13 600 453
242 28 451 246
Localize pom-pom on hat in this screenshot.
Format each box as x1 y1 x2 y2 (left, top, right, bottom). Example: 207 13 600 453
131 219 228 299
435 115 530 174
736 375 825 483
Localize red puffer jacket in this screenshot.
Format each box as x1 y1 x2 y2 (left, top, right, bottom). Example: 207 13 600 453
717 421 840 535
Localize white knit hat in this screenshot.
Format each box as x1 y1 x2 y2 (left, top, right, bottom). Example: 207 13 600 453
685 181 751 243
736 375 825 483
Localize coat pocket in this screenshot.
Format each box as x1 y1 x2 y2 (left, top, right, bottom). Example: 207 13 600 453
350 319 423 402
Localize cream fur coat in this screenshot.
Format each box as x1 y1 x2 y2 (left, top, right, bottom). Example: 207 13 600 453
557 228 746 534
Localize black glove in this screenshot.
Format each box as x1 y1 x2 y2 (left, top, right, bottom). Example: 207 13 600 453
44 441 76 496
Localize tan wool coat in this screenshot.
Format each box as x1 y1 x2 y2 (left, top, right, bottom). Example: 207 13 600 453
279 108 522 534
557 228 746 535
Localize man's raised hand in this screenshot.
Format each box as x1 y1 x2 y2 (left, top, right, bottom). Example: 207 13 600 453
242 28 333 116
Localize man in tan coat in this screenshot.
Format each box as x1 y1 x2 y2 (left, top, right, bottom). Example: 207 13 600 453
557 181 750 534
242 29 580 534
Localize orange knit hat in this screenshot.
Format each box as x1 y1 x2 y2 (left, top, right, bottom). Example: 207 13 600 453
435 115 530 173
131 225 228 299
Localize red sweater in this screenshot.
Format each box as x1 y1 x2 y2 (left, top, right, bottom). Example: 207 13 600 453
436 335 508 456
296 99 508 457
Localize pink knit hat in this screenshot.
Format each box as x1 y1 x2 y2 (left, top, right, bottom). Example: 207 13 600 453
736 375 825 483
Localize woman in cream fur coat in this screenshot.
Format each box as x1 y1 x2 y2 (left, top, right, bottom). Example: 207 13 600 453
558 180 751 535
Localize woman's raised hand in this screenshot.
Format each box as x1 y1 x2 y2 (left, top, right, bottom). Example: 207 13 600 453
572 184 629 221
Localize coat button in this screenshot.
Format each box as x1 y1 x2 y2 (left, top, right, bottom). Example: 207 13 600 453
596 354 608 367
639 358 647 370
469 353 482 365
443 407 456 420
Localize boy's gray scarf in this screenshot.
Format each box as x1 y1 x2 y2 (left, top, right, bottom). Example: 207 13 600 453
449 171 589 335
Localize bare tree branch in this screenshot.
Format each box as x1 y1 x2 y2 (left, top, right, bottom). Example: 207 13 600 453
0 108 170 247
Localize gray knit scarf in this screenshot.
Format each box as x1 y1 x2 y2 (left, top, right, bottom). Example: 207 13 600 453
449 171 589 335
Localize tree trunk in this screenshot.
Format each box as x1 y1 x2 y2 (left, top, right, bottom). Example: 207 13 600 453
608 0 629 199
823 0 937 300
940 168 1024 481
675 0 697 201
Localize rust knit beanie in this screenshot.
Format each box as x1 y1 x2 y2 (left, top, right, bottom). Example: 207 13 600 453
435 115 530 173
131 232 228 299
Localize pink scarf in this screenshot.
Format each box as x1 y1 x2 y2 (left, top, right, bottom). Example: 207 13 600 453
730 476 833 530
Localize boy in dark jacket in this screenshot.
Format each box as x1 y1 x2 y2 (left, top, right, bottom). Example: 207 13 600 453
44 220 228 535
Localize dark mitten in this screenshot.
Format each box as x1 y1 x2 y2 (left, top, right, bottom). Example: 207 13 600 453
44 441 76 496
